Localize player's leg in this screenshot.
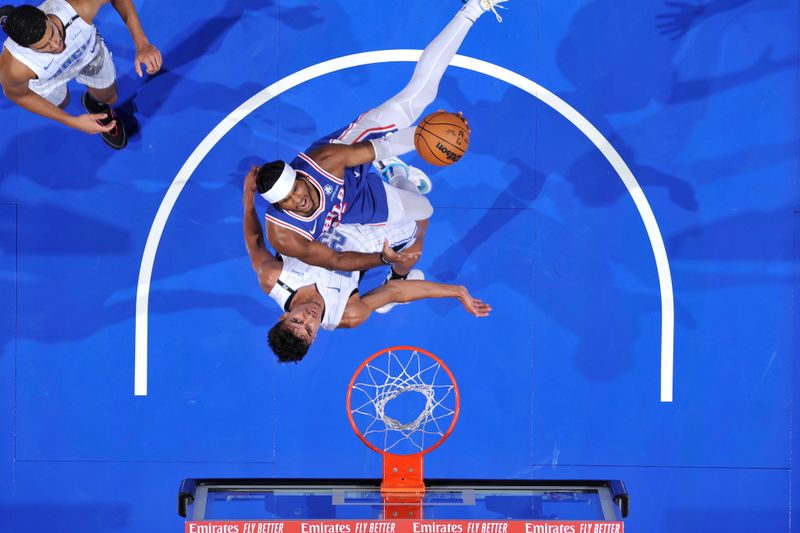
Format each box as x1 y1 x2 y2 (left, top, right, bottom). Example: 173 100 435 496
390 219 427 277
85 82 118 107
373 219 428 314
76 38 127 149
383 182 433 224
336 0 505 145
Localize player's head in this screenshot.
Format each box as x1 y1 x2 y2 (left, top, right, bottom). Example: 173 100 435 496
256 161 296 207
267 304 323 362
0 5 63 52
256 161 316 216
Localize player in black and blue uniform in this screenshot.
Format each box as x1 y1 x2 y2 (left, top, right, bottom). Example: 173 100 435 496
253 0 508 276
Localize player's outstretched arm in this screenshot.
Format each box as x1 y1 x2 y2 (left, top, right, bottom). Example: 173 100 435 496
344 280 492 328
243 167 282 293
308 128 416 176
0 55 116 134
108 0 162 76
267 222 420 272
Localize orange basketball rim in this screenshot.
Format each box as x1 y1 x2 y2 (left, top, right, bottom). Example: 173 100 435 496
346 346 460 495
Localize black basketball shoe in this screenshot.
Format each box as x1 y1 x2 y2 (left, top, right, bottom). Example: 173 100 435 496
81 92 127 150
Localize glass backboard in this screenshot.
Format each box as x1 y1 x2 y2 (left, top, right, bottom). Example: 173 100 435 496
178 478 628 523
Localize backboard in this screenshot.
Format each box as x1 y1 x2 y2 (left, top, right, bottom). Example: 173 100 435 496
179 478 628 523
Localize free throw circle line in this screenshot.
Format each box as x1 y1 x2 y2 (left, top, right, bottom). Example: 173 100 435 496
135 50 674 402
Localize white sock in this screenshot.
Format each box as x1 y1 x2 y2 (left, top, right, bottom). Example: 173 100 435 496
460 0 487 22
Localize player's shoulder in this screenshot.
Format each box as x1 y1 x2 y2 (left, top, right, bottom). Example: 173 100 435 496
257 258 283 294
306 143 348 166
0 47 35 86
68 0 104 23
338 292 369 329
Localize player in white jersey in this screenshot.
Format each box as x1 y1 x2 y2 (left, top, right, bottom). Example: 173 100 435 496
244 167 491 363
0 1 162 149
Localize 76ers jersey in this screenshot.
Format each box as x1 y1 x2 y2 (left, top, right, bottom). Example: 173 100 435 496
264 153 347 242
264 133 390 242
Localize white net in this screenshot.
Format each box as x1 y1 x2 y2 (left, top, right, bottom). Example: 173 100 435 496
349 349 457 454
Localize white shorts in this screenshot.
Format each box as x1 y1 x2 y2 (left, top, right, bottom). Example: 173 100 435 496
382 181 433 224
331 221 418 254
34 38 116 105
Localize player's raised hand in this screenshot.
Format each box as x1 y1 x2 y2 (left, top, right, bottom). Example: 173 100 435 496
456 111 470 132
70 113 116 135
135 42 163 77
382 239 422 265
455 286 492 317
437 109 470 132
243 166 259 204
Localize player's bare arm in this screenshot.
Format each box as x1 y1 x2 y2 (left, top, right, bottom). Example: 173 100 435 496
339 281 492 328
307 112 469 177
243 166 282 293
62 1 161 76
0 50 115 133
307 142 377 178
267 221 420 273
107 0 162 76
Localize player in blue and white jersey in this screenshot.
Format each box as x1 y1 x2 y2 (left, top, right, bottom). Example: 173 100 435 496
243 170 492 363
253 0 508 274
0 0 162 149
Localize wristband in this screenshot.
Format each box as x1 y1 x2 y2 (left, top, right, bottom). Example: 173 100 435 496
379 251 391 265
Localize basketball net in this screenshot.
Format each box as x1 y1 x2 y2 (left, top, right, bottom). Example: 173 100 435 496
347 346 460 519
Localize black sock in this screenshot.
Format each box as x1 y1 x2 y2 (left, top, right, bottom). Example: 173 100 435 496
389 267 408 281
84 92 109 113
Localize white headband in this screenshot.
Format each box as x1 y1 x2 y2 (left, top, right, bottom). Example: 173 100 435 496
260 164 297 203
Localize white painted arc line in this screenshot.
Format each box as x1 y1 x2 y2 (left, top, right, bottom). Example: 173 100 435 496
461 57 676 402
134 49 674 402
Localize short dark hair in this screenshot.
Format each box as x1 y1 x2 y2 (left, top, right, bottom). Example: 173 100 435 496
0 5 48 47
256 161 287 202
267 321 310 363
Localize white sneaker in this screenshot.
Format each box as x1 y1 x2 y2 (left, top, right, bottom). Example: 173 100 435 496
463 0 509 22
407 165 433 195
374 157 433 195
375 269 425 314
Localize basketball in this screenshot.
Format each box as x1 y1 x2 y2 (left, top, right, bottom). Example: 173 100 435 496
414 111 470 166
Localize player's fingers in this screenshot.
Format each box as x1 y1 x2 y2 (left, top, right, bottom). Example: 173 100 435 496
135 61 143 77
97 119 116 133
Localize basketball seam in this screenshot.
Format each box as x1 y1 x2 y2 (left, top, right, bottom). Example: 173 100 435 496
415 132 448 166
417 125 467 154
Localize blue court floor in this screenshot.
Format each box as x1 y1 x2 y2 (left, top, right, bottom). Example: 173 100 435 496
0 0 798 531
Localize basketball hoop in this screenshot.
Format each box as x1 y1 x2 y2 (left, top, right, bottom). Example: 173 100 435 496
346 346 460 518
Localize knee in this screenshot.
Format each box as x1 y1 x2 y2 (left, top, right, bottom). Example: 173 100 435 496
90 84 118 106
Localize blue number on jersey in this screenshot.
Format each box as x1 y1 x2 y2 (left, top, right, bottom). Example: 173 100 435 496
319 231 353 278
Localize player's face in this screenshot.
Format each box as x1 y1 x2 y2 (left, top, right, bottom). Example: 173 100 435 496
277 177 317 216
280 304 322 345
30 19 65 54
